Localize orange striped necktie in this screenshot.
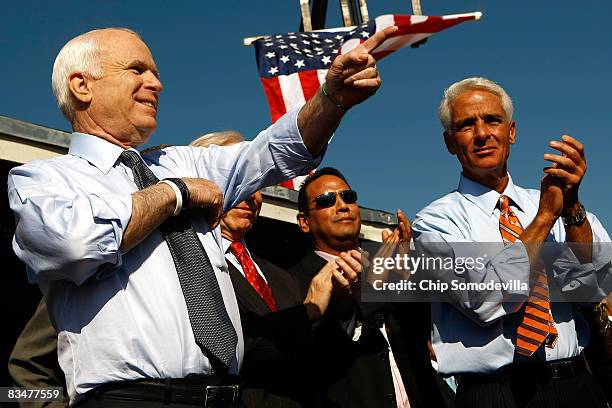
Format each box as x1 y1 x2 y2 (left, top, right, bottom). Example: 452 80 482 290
498 195 558 357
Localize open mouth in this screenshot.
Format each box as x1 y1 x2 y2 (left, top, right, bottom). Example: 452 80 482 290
136 99 157 110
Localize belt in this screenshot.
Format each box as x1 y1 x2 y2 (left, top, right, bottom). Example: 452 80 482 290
81 376 242 407
456 353 589 388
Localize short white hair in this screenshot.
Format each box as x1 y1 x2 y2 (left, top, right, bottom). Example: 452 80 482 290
51 28 138 121
190 131 244 148
438 77 514 133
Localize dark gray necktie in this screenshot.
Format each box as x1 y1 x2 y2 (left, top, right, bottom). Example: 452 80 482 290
119 150 237 372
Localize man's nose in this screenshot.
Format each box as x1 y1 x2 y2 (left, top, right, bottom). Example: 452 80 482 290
473 120 489 143
144 71 163 93
336 196 350 211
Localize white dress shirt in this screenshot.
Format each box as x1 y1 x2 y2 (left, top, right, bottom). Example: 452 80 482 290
412 173 612 375
8 107 323 402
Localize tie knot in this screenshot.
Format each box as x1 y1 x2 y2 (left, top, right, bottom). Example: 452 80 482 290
498 195 510 212
118 150 144 170
230 241 247 257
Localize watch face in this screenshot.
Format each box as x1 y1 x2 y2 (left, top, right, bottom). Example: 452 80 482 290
563 205 586 226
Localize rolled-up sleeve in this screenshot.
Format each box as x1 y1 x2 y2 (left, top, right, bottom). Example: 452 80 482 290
187 106 325 210
8 164 131 284
552 213 612 301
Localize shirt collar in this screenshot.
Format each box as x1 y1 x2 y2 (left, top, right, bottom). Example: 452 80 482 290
314 250 336 263
457 173 525 216
68 132 130 174
223 237 248 255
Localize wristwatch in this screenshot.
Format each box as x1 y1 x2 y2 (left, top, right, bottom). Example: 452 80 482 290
562 204 587 226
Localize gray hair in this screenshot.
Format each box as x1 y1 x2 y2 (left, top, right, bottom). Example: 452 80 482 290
190 130 245 148
51 28 139 121
438 77 514 133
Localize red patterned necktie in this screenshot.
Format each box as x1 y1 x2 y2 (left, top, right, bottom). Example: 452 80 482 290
498 195 558 357
229 242 277 312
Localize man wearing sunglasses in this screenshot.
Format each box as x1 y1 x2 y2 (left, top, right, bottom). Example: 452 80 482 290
289 167 446 408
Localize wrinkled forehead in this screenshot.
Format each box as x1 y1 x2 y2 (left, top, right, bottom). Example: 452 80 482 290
450 89 504 117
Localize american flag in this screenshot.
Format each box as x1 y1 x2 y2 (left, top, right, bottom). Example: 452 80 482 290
254 12 481 189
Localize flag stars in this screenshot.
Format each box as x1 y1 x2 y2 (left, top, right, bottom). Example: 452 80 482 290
289 35 297 39
264 42 273 47
289 43 298 48
294 59 305 68
325 38 334 43
311 33 319 38
280 55 290 63
335 35 343 40
279 45 288 49
302 40 310 45
360 31 370 38
265 51 276 58
321 55 332 65
268 66 279 75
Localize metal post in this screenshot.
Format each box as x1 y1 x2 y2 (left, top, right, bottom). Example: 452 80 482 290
300 0 313 32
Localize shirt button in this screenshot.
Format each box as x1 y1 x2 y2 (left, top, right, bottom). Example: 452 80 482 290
387 393 396 403
569 280 578 289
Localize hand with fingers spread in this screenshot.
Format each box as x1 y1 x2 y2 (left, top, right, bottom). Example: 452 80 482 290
375 210 413 285
543 135 587 213
381 209 412 244
182 177 224 229
324 26 399 110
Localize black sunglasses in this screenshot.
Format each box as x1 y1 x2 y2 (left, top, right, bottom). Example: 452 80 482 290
310 189 358 209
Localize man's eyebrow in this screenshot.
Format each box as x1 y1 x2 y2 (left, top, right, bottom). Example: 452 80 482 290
129 59 160 77
453 116 476 128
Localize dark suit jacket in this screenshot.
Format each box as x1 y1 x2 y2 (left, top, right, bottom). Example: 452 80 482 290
8 299 68 407
288 250 448 408
228 254 317 407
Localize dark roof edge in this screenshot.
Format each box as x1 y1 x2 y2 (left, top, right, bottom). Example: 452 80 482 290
0 115 70 148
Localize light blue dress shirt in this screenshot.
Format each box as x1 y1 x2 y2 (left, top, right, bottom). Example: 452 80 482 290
7 107 323 402
412 174 612 375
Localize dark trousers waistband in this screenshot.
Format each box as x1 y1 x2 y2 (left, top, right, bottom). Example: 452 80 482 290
79 375 242 407
456 353 589 388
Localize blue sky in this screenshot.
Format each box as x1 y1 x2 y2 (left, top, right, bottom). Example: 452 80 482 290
2 1 611 229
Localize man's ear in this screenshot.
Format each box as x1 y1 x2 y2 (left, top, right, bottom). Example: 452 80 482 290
444 131 457 155
508 120 516 145
297 213 310 234
68 72 93 105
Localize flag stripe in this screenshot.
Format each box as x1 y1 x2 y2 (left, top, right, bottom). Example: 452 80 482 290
298 70 322 101
279 73 306 112
260 77 287 123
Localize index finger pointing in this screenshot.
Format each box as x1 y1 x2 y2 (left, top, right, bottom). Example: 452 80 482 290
361 25 399 53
